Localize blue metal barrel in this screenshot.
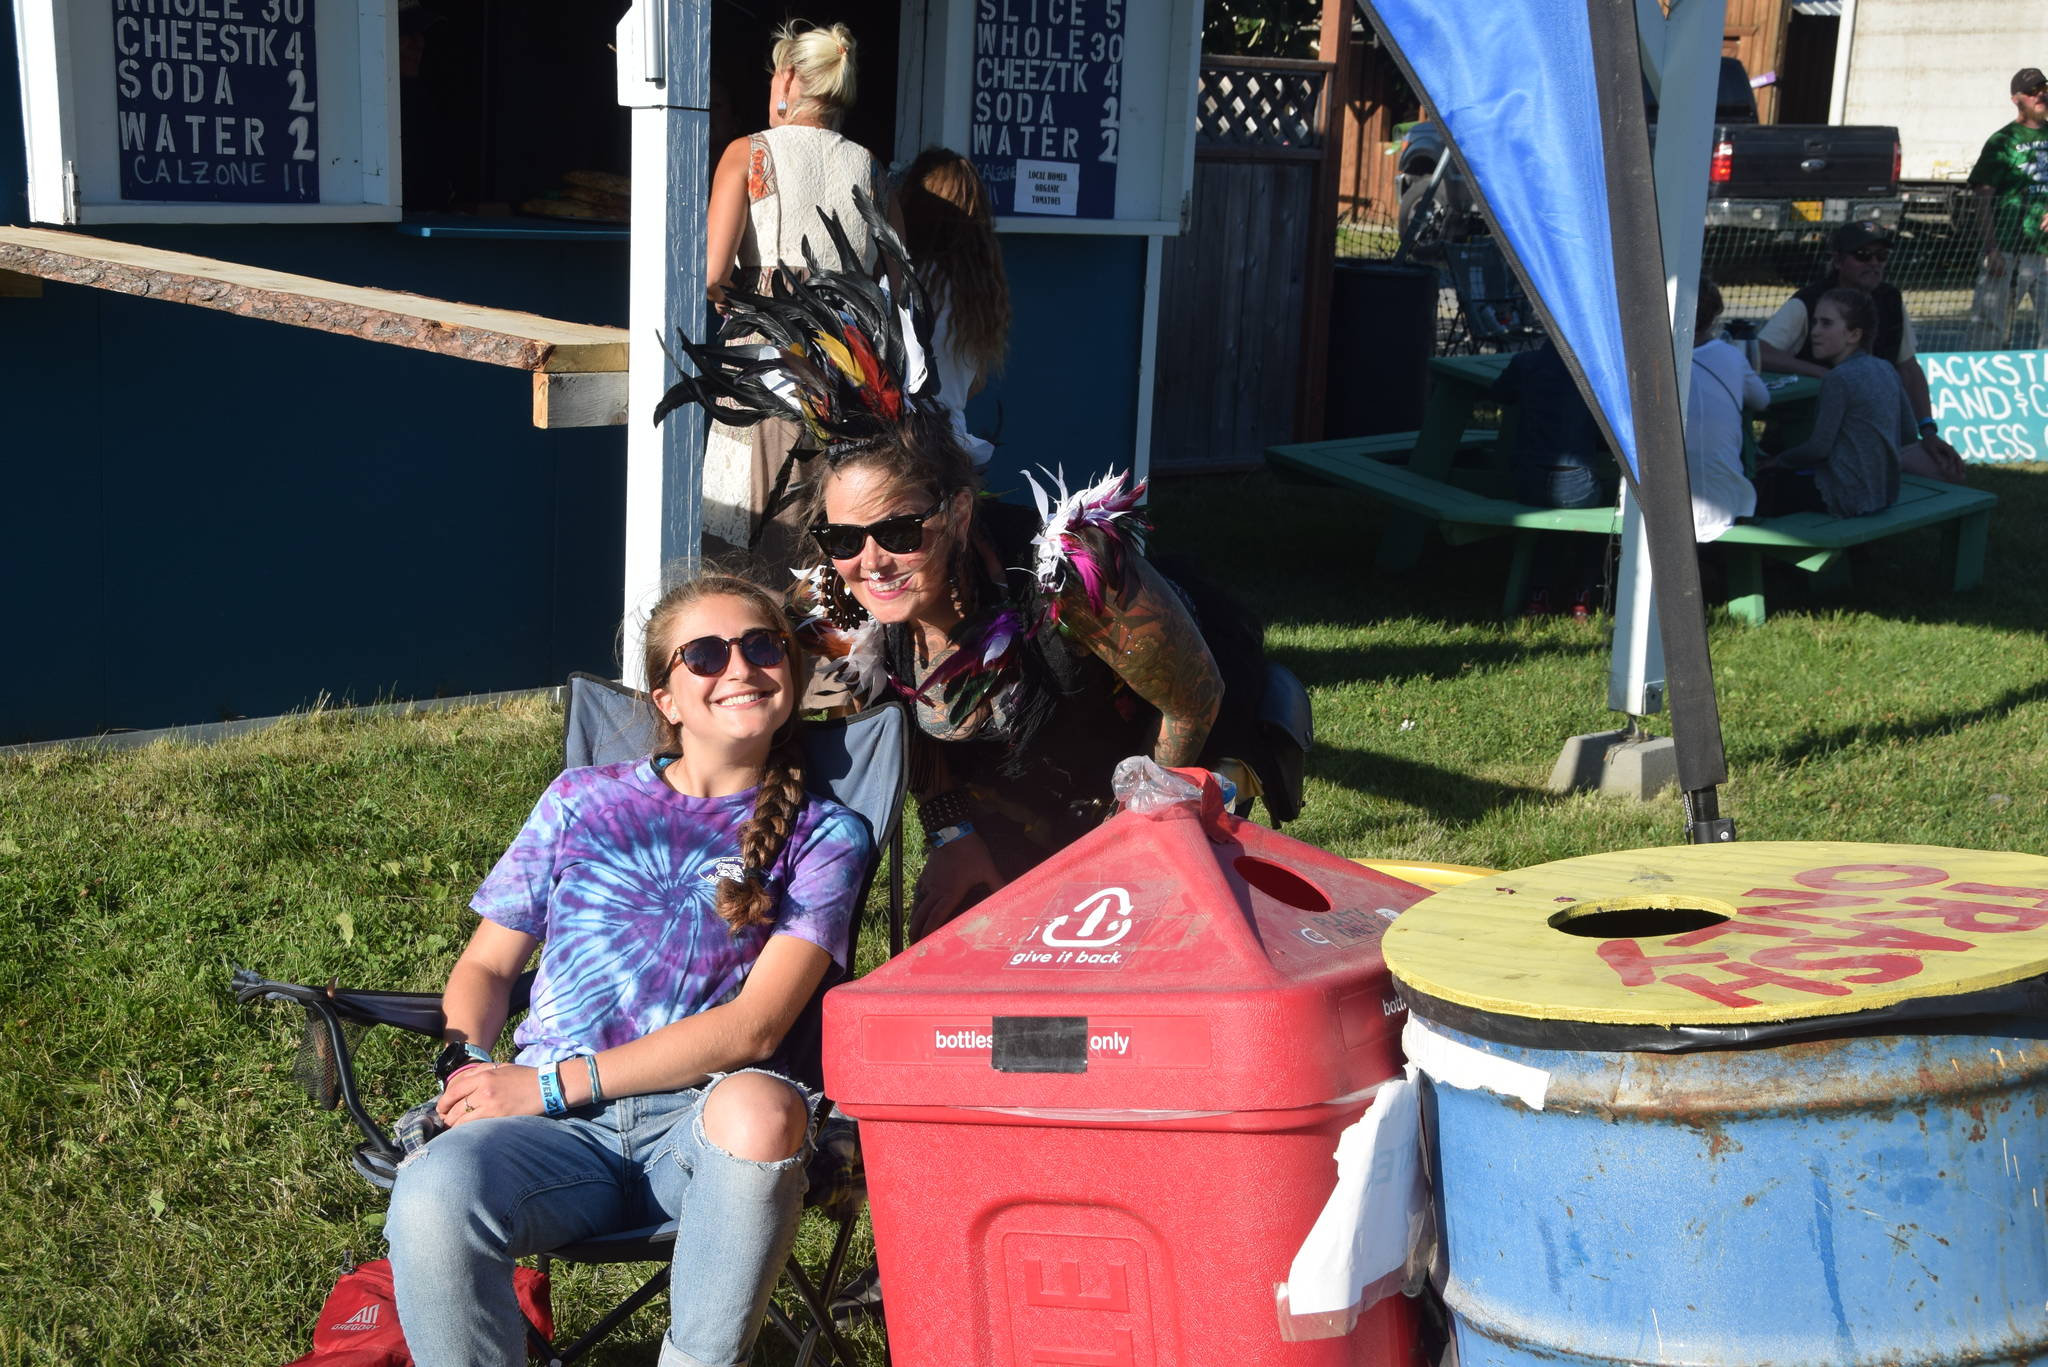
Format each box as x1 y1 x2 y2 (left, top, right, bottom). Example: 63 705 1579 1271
1418 1018 2048 1367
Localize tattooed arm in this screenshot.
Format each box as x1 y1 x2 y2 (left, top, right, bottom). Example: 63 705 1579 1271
1059 547 1223 767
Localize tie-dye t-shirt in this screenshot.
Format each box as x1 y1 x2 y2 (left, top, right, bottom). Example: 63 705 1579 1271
471 758 872 1066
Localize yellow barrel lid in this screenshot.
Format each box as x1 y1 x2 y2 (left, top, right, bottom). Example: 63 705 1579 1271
1383 841 2048 1026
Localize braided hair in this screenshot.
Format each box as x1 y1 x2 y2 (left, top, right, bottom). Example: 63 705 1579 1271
641 572 813 933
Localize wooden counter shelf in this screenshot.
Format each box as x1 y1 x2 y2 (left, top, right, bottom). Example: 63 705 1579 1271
0 226 630 428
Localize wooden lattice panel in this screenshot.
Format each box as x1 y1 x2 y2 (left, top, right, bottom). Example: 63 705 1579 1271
1197 60 1329 152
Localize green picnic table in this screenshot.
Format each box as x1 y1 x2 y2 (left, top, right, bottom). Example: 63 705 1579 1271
1376 352 1821 571
1268 359 1993 625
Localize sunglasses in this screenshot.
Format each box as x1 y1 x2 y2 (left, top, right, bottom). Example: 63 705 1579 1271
669 627 788 678
1848 246 1890 264
809 503 942 560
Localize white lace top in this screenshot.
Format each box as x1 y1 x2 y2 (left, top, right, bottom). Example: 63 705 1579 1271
739 125 882 272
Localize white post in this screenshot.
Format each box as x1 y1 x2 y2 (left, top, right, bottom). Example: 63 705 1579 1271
617 0 710 686
1606 0 1723 717
1827 0 1858 127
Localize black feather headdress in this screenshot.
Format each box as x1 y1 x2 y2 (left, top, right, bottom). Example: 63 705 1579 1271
655 189 944 460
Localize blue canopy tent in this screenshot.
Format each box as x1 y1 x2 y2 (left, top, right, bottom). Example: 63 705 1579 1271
1360 0 1735 843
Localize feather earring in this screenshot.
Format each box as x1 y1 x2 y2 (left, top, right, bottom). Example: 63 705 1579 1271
825 570 869 630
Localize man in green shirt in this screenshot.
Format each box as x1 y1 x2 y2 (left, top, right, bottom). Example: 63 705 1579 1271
1967 67 2048 349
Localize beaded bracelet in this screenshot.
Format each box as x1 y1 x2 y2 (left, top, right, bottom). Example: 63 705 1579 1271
537 1061 569 1118
917 789 972 835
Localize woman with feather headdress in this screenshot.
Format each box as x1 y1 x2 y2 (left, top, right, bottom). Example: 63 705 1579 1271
661 195 1289 943
700 20 894 579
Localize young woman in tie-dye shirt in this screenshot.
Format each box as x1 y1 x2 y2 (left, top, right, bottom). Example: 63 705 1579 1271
386 572 872 1367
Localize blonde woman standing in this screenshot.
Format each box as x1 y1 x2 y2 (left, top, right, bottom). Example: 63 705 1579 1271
701 22 890 576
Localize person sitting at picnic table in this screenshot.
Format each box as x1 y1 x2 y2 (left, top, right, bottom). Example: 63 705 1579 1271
1685 277 1767 542
383 570 871 1367
1757 221 1967 483
1755 287 1919 518
1488 338 1612 618
655 199 1284 943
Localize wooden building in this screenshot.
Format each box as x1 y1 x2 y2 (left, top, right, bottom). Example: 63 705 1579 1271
4 0 1204 744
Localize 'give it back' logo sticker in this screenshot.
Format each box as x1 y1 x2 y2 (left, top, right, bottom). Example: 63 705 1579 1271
1008 884 1155 969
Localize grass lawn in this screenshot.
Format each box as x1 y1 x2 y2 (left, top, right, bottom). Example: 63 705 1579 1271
6 463 2048 1364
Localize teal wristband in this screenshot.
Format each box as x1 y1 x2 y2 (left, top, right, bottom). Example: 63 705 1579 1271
537 1061 569 1117
1919 419 1940 435
582 1054 604 1105
929 820 975 850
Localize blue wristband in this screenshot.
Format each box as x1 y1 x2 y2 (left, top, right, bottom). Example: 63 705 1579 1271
929 820 975 850
537 1061 569 1118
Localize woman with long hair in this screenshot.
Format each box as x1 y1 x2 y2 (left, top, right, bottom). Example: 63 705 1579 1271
384 572 871 1367
1757 286 1919 517
701 21 890 577
898 147 1010 468
660 202 1287 943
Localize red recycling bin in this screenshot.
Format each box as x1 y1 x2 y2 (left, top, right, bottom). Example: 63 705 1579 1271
823 778 1435 1367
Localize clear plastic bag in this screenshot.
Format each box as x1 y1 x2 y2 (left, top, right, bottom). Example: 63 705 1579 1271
1110 755 1204 814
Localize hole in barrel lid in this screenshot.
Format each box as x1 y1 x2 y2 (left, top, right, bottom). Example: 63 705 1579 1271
1547 897 1732 939
1234 856 1332 912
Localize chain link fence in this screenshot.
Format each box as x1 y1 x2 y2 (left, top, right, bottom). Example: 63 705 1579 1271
1335 185 2032 356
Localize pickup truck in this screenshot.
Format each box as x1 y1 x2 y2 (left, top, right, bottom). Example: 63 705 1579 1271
1396 58 1903 256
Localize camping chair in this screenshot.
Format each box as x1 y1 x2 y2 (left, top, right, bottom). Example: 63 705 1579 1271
234 677 908 1367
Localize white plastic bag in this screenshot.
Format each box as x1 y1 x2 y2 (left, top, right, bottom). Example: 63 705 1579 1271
1273 1074 1428 1340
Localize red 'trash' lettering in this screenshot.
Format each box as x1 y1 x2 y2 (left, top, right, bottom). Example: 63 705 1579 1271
1595 938 1727 986
1872 897 2048 934
1789 923 1972 953
1667 917 1813 947
1793 864 1950 892
1747 945 1926 983
1943 882 2048 911
1661 961 1856 1008
1736 888 1887 917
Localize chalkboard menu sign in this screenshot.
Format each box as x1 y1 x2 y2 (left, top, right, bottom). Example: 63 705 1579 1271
113 0 320 203
969 0 1126 219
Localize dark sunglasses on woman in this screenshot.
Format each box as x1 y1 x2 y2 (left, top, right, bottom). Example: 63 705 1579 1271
809 503 941 560
670 627 788 678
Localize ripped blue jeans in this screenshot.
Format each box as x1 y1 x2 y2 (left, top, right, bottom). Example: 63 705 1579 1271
386 1070 812 1367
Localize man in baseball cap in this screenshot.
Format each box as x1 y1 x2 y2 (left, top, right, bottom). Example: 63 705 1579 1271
1964 67 2048 348
1757 219 1964 478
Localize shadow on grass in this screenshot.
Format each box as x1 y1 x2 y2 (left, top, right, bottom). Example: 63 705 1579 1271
1157 464 2048 645
1727 464 2048 635
1271 634 1604 690
1311 736 1546 824
1743 676 2048 770
1150 468 1523 630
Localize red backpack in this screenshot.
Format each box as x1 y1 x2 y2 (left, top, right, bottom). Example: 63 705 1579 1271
284 1259 553 1366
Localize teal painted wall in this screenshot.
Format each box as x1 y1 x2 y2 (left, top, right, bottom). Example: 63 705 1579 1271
969 232 1146 499
3 18 1150 744
3 25 630 744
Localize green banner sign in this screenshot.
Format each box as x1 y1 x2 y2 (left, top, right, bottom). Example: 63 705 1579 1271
1921 351 2048 464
